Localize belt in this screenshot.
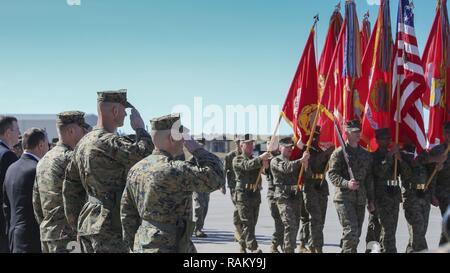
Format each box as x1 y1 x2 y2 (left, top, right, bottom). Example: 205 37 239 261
386 180 399 187
276 185 298 191
409 184 426 190
311 173 325 180
244 183 261 191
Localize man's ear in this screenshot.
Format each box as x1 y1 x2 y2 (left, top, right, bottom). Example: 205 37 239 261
168 134 176 145
112 105 118 117
39 140 46 150
67 126 75 136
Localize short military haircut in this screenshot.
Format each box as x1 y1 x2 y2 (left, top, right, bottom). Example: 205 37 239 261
0 116 18 135
22 128 47 150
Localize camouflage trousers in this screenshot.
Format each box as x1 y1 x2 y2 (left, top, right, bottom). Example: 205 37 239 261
80 231 128 253
335 200 366 253
438 195 450 246
365 210 381 246
0 233 8 253
277 194 301 253
41 238 75 253
303 189 327 249
376 196 400 253
267 193 284 248
298 192 311 248
236 191 261 251
403 193 431 253
193 192 210 231
230 189 242 234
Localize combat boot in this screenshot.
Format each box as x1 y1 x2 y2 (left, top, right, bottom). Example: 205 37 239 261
239 243 247 253
297 244 311 253
195 230 208 238
251 249 263 253
234 225 242 242
270 244 280 253
315 247 323 253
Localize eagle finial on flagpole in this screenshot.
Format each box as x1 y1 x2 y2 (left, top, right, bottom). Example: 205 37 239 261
335 2 341 12
314 14 320 26
364 10 370 20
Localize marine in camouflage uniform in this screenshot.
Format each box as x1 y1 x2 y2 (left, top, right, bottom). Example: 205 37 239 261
223 140 242 241
302 126 333 253
192 138 211 238
120 114 224 253
233 134 271 253
431 122 450 246
33 111 89 253
327 120 375 253
370 128 410 253
401 138 445 253
193 192 210 237
62 90 154 253
401 140 445 253
271 137 309 253
263 143 283 253
297 194 311 253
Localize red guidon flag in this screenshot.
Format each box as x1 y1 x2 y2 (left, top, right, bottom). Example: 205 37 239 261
319 0 363 147
361 11 372 55
317 4 343 149
281 27 318 160
422 0 450 147
361 0 394 150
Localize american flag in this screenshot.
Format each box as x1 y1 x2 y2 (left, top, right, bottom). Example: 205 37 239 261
392 0 427 152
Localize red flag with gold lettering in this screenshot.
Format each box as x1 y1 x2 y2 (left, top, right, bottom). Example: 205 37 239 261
361 0 394 150
318 0 363 147
422 0 450 147
317 5 343 148
282 28 318 160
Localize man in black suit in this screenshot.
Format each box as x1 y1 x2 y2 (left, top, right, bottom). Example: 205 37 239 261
3 128 48 253
0 116 21 253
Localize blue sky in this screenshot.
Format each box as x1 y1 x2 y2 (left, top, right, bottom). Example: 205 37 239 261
0 0 440 134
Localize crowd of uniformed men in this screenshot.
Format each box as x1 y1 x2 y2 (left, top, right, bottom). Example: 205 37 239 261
0 89 449 253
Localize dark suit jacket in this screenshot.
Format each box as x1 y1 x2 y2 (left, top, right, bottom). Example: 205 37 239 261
3 153 41 253
0 141 18 253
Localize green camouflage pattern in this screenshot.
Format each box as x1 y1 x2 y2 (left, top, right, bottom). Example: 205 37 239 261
33 143 76 243
120 149 224 253
62 127 153 253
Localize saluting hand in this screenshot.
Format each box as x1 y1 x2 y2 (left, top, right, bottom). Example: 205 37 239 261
130 108 145 130
184 137 203 153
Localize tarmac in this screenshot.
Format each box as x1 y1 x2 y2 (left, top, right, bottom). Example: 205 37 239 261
193 177 444 253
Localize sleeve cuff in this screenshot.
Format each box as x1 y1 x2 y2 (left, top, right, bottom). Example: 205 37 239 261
135 128 151 140
342 180 349 189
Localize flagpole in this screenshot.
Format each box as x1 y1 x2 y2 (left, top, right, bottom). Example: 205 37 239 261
425 145 450 190
296 102 321 190
394 71 400 182
252 113 282 192
296 16 320 191
393 0 405 183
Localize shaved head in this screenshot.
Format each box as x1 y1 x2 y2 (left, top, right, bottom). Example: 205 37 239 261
97 101 127 131
151 129 184 156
